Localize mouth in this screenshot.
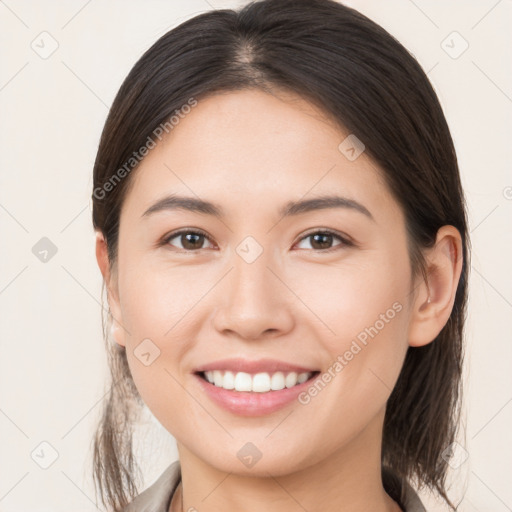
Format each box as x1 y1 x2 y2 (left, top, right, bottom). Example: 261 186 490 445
195 369 321 393
193 369 321 416
191 357 322 416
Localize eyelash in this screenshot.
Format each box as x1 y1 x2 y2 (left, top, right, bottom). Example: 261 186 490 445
161 228 354 253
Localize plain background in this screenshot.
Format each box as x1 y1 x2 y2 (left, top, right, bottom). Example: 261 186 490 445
0 0 511 510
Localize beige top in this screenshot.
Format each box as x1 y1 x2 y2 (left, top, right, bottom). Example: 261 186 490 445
124 460 427 512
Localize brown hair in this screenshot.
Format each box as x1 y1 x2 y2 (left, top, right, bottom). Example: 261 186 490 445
91 0 470 510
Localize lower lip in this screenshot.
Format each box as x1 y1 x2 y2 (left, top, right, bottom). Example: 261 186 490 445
193 372 320 417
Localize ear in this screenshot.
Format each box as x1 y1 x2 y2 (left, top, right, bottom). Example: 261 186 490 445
95 231 126 347
407 225 463 347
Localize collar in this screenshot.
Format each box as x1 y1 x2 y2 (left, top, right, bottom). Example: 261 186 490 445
124 460 426 512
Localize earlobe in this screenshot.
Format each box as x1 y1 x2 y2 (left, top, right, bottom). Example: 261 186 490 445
408 226 463 348
110 317 126 347
95 231 126 347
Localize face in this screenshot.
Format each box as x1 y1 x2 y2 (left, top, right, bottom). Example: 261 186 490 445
104 88 417 476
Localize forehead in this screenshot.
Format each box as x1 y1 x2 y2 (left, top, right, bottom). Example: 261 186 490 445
121 88 399 223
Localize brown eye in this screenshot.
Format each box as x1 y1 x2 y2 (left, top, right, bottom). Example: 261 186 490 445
295 230 351 251
164 229 214 251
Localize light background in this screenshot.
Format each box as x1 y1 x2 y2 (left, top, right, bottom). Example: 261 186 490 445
0 0 511 510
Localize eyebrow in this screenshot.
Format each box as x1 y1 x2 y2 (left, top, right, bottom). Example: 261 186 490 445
141 194 374 221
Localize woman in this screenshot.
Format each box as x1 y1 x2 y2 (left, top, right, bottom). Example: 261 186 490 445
91 0 470 511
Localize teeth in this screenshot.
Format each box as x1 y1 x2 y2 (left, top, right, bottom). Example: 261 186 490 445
203 370 313 392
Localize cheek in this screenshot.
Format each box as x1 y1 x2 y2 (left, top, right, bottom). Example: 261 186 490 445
290 252 411 416
119 258 204 339
116 254 231 408
284 251 411 350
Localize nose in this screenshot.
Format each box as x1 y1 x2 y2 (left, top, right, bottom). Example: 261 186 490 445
212 248 295 341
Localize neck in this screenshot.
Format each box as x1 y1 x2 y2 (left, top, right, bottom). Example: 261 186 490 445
173 408 401 512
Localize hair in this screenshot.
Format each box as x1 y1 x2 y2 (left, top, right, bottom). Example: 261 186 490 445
91 0 470 510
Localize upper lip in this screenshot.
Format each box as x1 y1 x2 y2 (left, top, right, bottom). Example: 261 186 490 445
194 358 319 375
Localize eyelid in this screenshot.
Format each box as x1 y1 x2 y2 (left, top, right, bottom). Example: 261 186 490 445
161 227 354 251
161 227 216 251
294 228 354 250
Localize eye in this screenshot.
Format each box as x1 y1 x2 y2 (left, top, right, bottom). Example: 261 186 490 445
163 228 215 251
294 229 352 252
161 228 353 253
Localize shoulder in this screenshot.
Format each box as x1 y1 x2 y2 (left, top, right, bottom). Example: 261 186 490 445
124 460 181 512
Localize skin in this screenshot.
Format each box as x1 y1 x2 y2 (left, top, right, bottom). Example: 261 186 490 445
96 88 463 512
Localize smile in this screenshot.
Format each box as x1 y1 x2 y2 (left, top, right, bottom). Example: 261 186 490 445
194 370 321 417
198 370 317 392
